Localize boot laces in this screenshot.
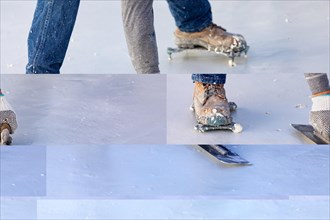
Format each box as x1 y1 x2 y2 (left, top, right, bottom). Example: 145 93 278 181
209 24 227 37
203 84 227 103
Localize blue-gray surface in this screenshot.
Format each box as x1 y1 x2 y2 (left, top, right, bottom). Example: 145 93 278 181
45 145 330 198
1 74 167 145
0 145 46 196
1 198 329 220
1 144 329 219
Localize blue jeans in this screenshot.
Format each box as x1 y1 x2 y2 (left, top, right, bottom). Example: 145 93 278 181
192 74 226 84
26 0 212 74
167 0 212 32
26 0 80 74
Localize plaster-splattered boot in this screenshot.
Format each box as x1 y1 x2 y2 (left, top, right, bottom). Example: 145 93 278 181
305 73 330 143
191 82 242 133
173 23 249 66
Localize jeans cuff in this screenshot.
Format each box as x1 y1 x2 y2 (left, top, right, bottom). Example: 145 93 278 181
179 18 212 33
192 73 227 84
26 64 60 74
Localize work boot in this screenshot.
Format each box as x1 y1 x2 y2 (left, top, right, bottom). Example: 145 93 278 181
174 23 248 56
192 81 232 126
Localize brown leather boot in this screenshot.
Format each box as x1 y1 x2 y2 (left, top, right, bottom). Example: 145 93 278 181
192 81 232 126
174 23 248 56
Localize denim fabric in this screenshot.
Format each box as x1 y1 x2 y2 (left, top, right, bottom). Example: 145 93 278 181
192 74 227 84
167 0 212 32
26 0 212 73
26 0 80 74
